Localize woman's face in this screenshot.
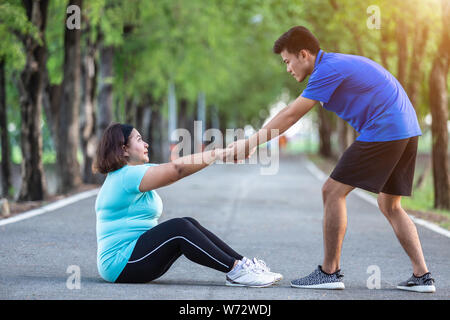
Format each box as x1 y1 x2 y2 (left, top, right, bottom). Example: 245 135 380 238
123 128 149 165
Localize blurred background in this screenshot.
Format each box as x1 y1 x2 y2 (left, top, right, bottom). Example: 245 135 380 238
0 0 448 223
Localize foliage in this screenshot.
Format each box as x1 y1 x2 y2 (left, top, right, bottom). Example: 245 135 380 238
1 0 448 161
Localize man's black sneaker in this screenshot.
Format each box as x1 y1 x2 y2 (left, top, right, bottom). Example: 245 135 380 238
290 265 345 290
397 272 436 293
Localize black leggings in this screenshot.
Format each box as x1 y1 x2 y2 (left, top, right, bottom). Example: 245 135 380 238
115 217 244 283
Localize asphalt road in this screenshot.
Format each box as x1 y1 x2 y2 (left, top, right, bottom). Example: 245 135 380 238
0 155 449 300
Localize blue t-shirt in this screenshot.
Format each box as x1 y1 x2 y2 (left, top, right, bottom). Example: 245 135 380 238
95 163 163 282
301 49 422 142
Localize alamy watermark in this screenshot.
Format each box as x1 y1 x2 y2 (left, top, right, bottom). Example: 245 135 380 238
66 265 81 290
170 122 280 175
367 5 381 30
66 5 81 30
366 265 381 289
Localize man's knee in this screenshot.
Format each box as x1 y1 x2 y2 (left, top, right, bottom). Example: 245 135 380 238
377 193 402 216
322 178 352 203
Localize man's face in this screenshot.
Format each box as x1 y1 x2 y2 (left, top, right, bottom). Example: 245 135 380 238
280 49 315 83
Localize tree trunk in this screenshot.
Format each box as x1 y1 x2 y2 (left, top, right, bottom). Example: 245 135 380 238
378 24 391 70
429 57 450 209
337 118 354 157
179 98 197 152
17 0 49 201
0 59 12 198
124 97 134 125
318 106 333 159
56 0 83 194
218 109 229 149
428 0 450 210
96 38 114 138
42 71 61 149
178 98 189 131
210 105 220 130
395 17 408 88
134 103 145 134
147 107 155 161
407 25 428 110
80 19 98 184
149 107 163 163
122 24 136 127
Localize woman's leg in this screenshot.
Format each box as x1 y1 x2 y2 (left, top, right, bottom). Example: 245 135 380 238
182 217 244 261
115 218 237 283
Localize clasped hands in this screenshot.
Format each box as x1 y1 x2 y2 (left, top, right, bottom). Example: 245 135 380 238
214 139 257 163
169 139 257 163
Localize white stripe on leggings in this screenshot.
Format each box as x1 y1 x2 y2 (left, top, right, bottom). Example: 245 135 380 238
127 236 230 269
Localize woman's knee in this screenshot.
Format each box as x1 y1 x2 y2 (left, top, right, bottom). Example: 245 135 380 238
182 217 200 227
169 217 196 234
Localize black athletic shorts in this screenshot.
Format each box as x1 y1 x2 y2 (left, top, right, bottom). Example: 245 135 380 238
330 136 419 196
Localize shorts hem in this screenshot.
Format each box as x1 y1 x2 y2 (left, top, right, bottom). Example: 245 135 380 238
330 173 381 194
379 189 412 197
330 174 412 197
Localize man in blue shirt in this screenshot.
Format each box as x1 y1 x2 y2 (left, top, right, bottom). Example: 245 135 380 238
230 26 435 292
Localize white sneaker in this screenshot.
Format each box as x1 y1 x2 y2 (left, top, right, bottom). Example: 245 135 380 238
226 260 275 288
251 258 283 282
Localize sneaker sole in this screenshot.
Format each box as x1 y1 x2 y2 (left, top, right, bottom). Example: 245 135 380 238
290 282 345 290
226 280 275 288
396 285 436 293
271 274 283 283
275 276 283 283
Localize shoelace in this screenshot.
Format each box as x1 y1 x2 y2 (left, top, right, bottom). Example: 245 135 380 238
242 260 263 274
252 258 270 272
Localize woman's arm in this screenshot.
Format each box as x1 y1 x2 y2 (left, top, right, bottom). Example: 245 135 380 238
138 148 228 192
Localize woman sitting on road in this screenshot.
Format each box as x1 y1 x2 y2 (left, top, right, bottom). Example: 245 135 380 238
92 123 282 287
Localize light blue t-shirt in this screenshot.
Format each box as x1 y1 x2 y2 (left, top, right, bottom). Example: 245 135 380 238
301 49 422 142
95 163 163 282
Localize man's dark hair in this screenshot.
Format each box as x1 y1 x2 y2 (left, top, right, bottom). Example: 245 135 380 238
273 26 320 56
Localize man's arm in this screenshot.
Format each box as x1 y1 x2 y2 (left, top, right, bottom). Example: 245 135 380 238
227 96 317 161
250 95 317 147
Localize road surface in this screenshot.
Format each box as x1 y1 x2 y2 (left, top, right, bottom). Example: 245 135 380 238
0 155 449 300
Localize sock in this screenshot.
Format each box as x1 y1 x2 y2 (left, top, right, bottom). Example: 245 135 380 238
227 259 247 277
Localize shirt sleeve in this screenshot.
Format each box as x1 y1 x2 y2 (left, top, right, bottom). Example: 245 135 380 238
301 64 345 104
122 165 151 194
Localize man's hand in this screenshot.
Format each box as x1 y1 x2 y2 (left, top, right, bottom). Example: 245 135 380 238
249 96 317 146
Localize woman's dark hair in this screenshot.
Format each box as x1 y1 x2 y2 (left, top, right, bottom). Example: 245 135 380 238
92 122 133 174
273 26 320 56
